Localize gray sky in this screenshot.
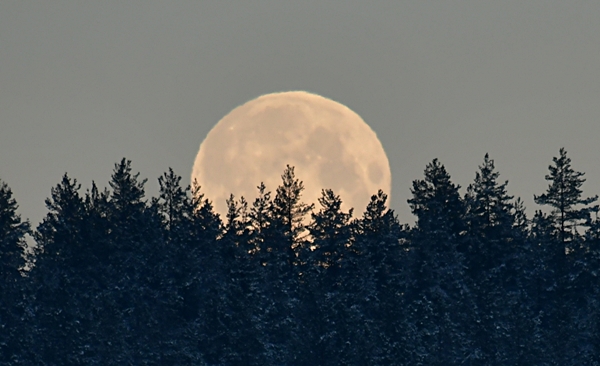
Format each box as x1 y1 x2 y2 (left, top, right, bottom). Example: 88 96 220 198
1 1 599 226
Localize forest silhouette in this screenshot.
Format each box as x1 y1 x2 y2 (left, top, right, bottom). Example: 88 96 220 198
2 148 600 365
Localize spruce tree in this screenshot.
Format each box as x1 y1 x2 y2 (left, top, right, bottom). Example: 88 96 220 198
31 174 93 364
0 181 29 274
103 158 163 363
352 190 405 364
271 165 314 265
309 189 353 270
153 169 212 363
296 189 353 364
408 159 466 241
405 159 475 364
155 168 189 238
0 181 30 364
464 154 515 271
254 165 313 364
463 154 533 363
248 182 271 260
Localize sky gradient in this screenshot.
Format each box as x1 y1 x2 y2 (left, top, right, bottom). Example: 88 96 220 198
1 1 599 225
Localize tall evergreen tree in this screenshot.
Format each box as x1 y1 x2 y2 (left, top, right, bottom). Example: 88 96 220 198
463 154 533 364
351 190 405 364
271 165 314 265
405 159 475 364
0 181 30 364
152 169 211 363
529 151 596 363
31 174 94 364
534 148 598 245
100 158 163 363
531 148 597 365
251 166 313 364
309 189 353 269
294 189 354 364
578 208 600 362
0 181 29 274
408 159 466 241
248 182 271 259
154 168 189 238
464 154 515 269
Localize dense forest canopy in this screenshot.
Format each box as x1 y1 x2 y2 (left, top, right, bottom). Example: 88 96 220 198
2 149 600 365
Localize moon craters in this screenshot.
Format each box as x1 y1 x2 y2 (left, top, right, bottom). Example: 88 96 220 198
192 91 391 217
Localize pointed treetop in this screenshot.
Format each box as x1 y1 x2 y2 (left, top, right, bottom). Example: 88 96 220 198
0 180 30 275
465 153 514 234
109 158 147 213
408 159 465 236
534 148 598 242
272 165 314 243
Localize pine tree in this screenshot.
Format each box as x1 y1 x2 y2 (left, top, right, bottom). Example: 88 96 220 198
534 148 598 246
532 148 598 364
0 181 30 364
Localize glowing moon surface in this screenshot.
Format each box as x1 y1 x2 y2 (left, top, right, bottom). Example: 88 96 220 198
192 91 391 218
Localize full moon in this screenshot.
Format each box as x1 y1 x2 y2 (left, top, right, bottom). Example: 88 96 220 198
192 91 391 218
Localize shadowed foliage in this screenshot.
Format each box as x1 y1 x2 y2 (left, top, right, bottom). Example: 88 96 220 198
3 150 600 364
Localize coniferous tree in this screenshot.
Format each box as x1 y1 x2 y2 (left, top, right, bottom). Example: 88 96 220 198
155 168 189 238
408 159 466 248
464 154 515 273
405 159 475 365
31 174 96 364
223 194 268 365
255 166 313 364
296 189 354 365
100 159 163 363
533 149 598 364
523 210 563 364
248 182 272 261
0 181 29 274
242 183 277 364
270 165 314 266
351 190 405 364
14 149 600 363
181 180 226 364
152 169 209 363
463 154 533 364
577 208 600 362
309 189 353 270
534 148 598 246
0 181 30 364
189 179 222 249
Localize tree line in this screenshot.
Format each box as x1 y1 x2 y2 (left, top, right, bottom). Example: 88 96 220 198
2 148 600 365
